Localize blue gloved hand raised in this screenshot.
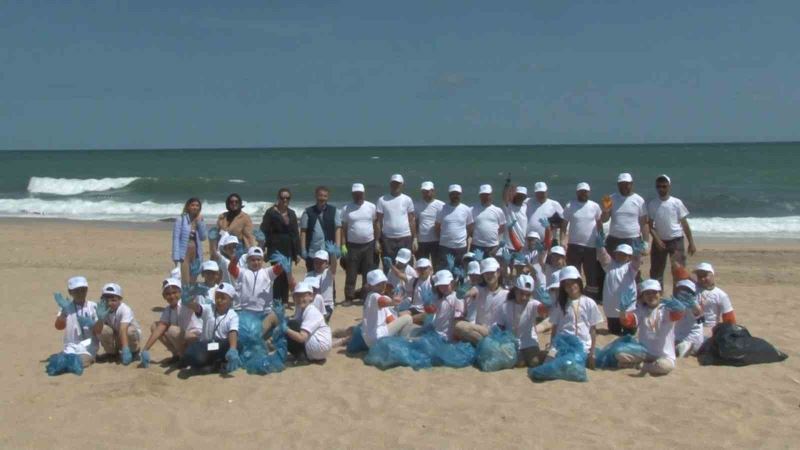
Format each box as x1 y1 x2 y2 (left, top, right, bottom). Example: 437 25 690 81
77 314 96 329
269 251 292 271
533 240 545 252
446 254 456 271
54 292 72 311
324 240 341 259
535 286 552 307
208 226 220 241
189 258 203 278
121 347 133 366
674 291 698 309
472 249 485 262
617 288 637 313
661 297 686 312
253 229 266 243
538 217 550 229
140 350 150 368
96 301 111 321
180 285 196 306
383 256 393 270
225 348 241 373
631 237 646 256
501 247 512 265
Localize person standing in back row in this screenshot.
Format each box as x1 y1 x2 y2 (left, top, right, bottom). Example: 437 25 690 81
525 182 564 246
261 188 301 304
414 181 445 261
647 174 696 284
561 182 603 301
376 174 415 270
300 186 342 272
471 184 506 257
342 183 379 304
600 172 649 255
435 184 474 270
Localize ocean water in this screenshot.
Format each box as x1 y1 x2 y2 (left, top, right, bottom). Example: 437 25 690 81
1 143 798 237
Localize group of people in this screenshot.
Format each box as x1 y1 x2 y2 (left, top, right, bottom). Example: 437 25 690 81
50 171 736 377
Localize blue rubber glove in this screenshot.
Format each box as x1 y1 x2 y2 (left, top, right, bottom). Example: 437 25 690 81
595 229 606 249
189 258 202 278
225 348 241 372
269 251 292 270
661 298 686 312
617 288 637 313
473 249 485 262
538 217 550 229
208 226 220 241
533 240 545 252
383 256 393 270
535 286 552 307
54 292 72 311
77 315 96 329
512 252 527 265
140 350 150 368
501 247 512 265
180 285 195 305
253 229 266 242
421 285 435 307
324 240 341 258
446 254 456 271
96 301 111 321
674 291 698 309
121 347 133 366
631 237 646 256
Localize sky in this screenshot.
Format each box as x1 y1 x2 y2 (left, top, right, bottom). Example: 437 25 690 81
1 1 798 149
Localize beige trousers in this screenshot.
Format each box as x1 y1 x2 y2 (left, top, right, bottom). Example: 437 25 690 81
153 323 199 356
100 324 141 355
453 321 489 345
616 352 675 375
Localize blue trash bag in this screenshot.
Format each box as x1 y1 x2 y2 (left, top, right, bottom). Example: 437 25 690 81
595 335 649 369
346 324 369 355
46 352 84 376
529 334 587 382
189 258 203 278
476 327 519 372
410 330 476 368
363 336 432 370
237 305 287 375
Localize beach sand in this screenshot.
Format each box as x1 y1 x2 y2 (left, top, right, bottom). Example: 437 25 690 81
1 218 798 449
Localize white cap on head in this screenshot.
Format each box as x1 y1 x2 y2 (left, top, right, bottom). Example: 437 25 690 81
448 184 462 193
304 276 321 289
515 186 528 195
617 173 633 183
351 183 365 193
162 278 182 292
390 174 404 184
547 271 561 289
467 261 481 275
293 283 314 295
434 270 454 286
68 276 88 290
102 283 123 297
694 262 714 274
415 258 432 269
420 181 434 191
216 282 236 299
526 230 541 240
247 247 264 259
639 279 662 292
676 279 696 293
658 174 672 184
367 269 387 286
559 266 581 282
480 257 500 273
550 245 566 256
576 182 591 192
462 252 475 260
219 234 239 247
614 244 633 256
201 260 220 272
313 250 329 261
534 182 548 193
479 184 492 194
514 274 535 292
395 248 412 264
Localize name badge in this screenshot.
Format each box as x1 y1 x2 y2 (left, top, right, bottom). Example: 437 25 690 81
207 342 220 351
80 338 92 347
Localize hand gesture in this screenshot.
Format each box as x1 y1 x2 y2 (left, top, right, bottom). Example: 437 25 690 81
54 292 72 311
601 195 613 212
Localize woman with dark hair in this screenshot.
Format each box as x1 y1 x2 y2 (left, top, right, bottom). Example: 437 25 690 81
260 188 301 304
172 197 208 283
211 193 255 258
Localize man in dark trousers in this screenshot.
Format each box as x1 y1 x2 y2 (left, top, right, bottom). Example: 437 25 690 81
300 186 342 272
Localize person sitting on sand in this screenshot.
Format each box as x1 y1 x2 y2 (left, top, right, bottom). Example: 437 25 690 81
361 269 417 348
96 283 141 366
279 283 332 364
457 258 507 344
139 279 202 368
673 279 705 357
408 258 434 324
183 282 240 373
427 270 464 342
548 266 603 368
693 262 736 337
305 249 336 322
53 276 101 370
386 248 417 313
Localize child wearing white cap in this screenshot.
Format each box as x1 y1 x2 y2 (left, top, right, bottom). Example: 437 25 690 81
216 233 244 285
193 260 221 305
52 276 101 368
673 279 705 357
523 230 548 289
409 258 434 324
97 283 142 365
305 249 336 321
428 270 464 342
386 248 417 311
596 243 642 336
693 262 736 335
543 245 567 283
182 282 241 373
139 279 202 367
494 274 549 367
283 283 332 363
360 269 417 347
548 266 603 368
456 258 507 344
228 246 292 318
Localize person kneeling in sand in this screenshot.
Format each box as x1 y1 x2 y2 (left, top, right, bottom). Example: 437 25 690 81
52 276 102 370
96 283 142 366
183 283 240 373
139 278 202 368
456 257 508 344
271 283 332 364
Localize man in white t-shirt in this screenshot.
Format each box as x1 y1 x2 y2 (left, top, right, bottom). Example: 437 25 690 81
525 181 564 246
341 183 379 303
414 181 445 261
561 182 603 300
471 184 507 256
647 174 696 284
435 184 474 270
376 174 416 270
600 172 650 255
503 184 529 251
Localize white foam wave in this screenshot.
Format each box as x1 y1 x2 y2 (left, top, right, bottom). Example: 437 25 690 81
27 177 140 196
690 216 800 235
228 179 246 184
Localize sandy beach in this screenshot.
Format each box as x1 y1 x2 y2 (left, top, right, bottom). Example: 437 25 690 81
1 218 798 449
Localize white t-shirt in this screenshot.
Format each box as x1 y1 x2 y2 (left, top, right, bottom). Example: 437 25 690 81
495 299 544 350
57 301 99 357
361 292 392 348
598 255 641 319
471 204 507 247
436 203 474 249
526 198 564 239
431 293 463 342
194 284 218 306
503 202 528 248
298 305 332 361
699 287 734 329
415 199 445 243
549 295 604 352
342 201 377 244
200 305 239 342
467 285 508 326
675 308 704 350
563 200 602 247
307 268 334 309
233 266 280 314
376 193 415 239
387 264 417 303
647 196 689 241
608 192 647 239
158 303 201 332
411 276 432 312
632 304 677 362
104 302 142 337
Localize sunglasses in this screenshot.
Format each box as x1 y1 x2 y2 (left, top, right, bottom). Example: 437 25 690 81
280 196 291 200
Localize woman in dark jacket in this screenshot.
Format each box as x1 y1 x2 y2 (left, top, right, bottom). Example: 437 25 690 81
260 188 301 304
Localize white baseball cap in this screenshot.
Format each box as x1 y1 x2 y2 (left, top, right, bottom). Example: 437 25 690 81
462 252 475 260
415 258 432 269
303 275 321 289
479 184 492 194
162 278 182 293
420 181 434 191
395 248 412 264
247 247 264 259
480 257 500 273
434 270 454 286
514 274 535 292
216 282 237 299
550 245 566 256
313 250 329 260
201 260 220 272
657 174 672 184
448 184 462 193
467 261 481 275
515 186 528 195
639 279 662 292
367 269 387 286
614 244 633 256
219 234 239 247
101 283 123 297
293 283 314 295
547 271 561 289
617 173 633 183
67 276 88 290
558 266 581 282
390 174 404 184
534 182 548 193
351 183 365 193
576 182 591 192
526 230 541 240
676 279 697 293
694 262 714 274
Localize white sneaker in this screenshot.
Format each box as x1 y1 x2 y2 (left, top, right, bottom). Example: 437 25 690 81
676 341 692 358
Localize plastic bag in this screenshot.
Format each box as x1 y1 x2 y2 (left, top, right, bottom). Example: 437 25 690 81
529 334 587 382
414 331 475 368
346 324 369 355
698 323 789 367
46 352 84 376
476 327 518 372
237 304 287 375
594 335 648 369
363 336 432 370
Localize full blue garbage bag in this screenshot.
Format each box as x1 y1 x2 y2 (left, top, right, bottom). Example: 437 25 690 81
363 329 476 371
346 324 369 355
595 335 649 369
46 352 84 376
413 331 475 368
476 327 518 372
529 334 587 382
237 305 287 375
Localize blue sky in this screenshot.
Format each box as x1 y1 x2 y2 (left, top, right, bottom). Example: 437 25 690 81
1 1 798 149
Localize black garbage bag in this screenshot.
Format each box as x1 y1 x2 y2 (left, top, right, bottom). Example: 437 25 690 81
697 323 788 367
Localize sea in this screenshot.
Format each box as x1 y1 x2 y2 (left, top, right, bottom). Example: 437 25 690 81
1 143 798 238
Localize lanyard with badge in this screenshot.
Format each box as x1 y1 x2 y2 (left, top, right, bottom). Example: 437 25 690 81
207 309 225 351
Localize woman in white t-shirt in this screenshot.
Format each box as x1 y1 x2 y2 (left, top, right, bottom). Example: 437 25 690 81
284 284 332 363
548 266 603 368
139 279 202 368
456 257 507 344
